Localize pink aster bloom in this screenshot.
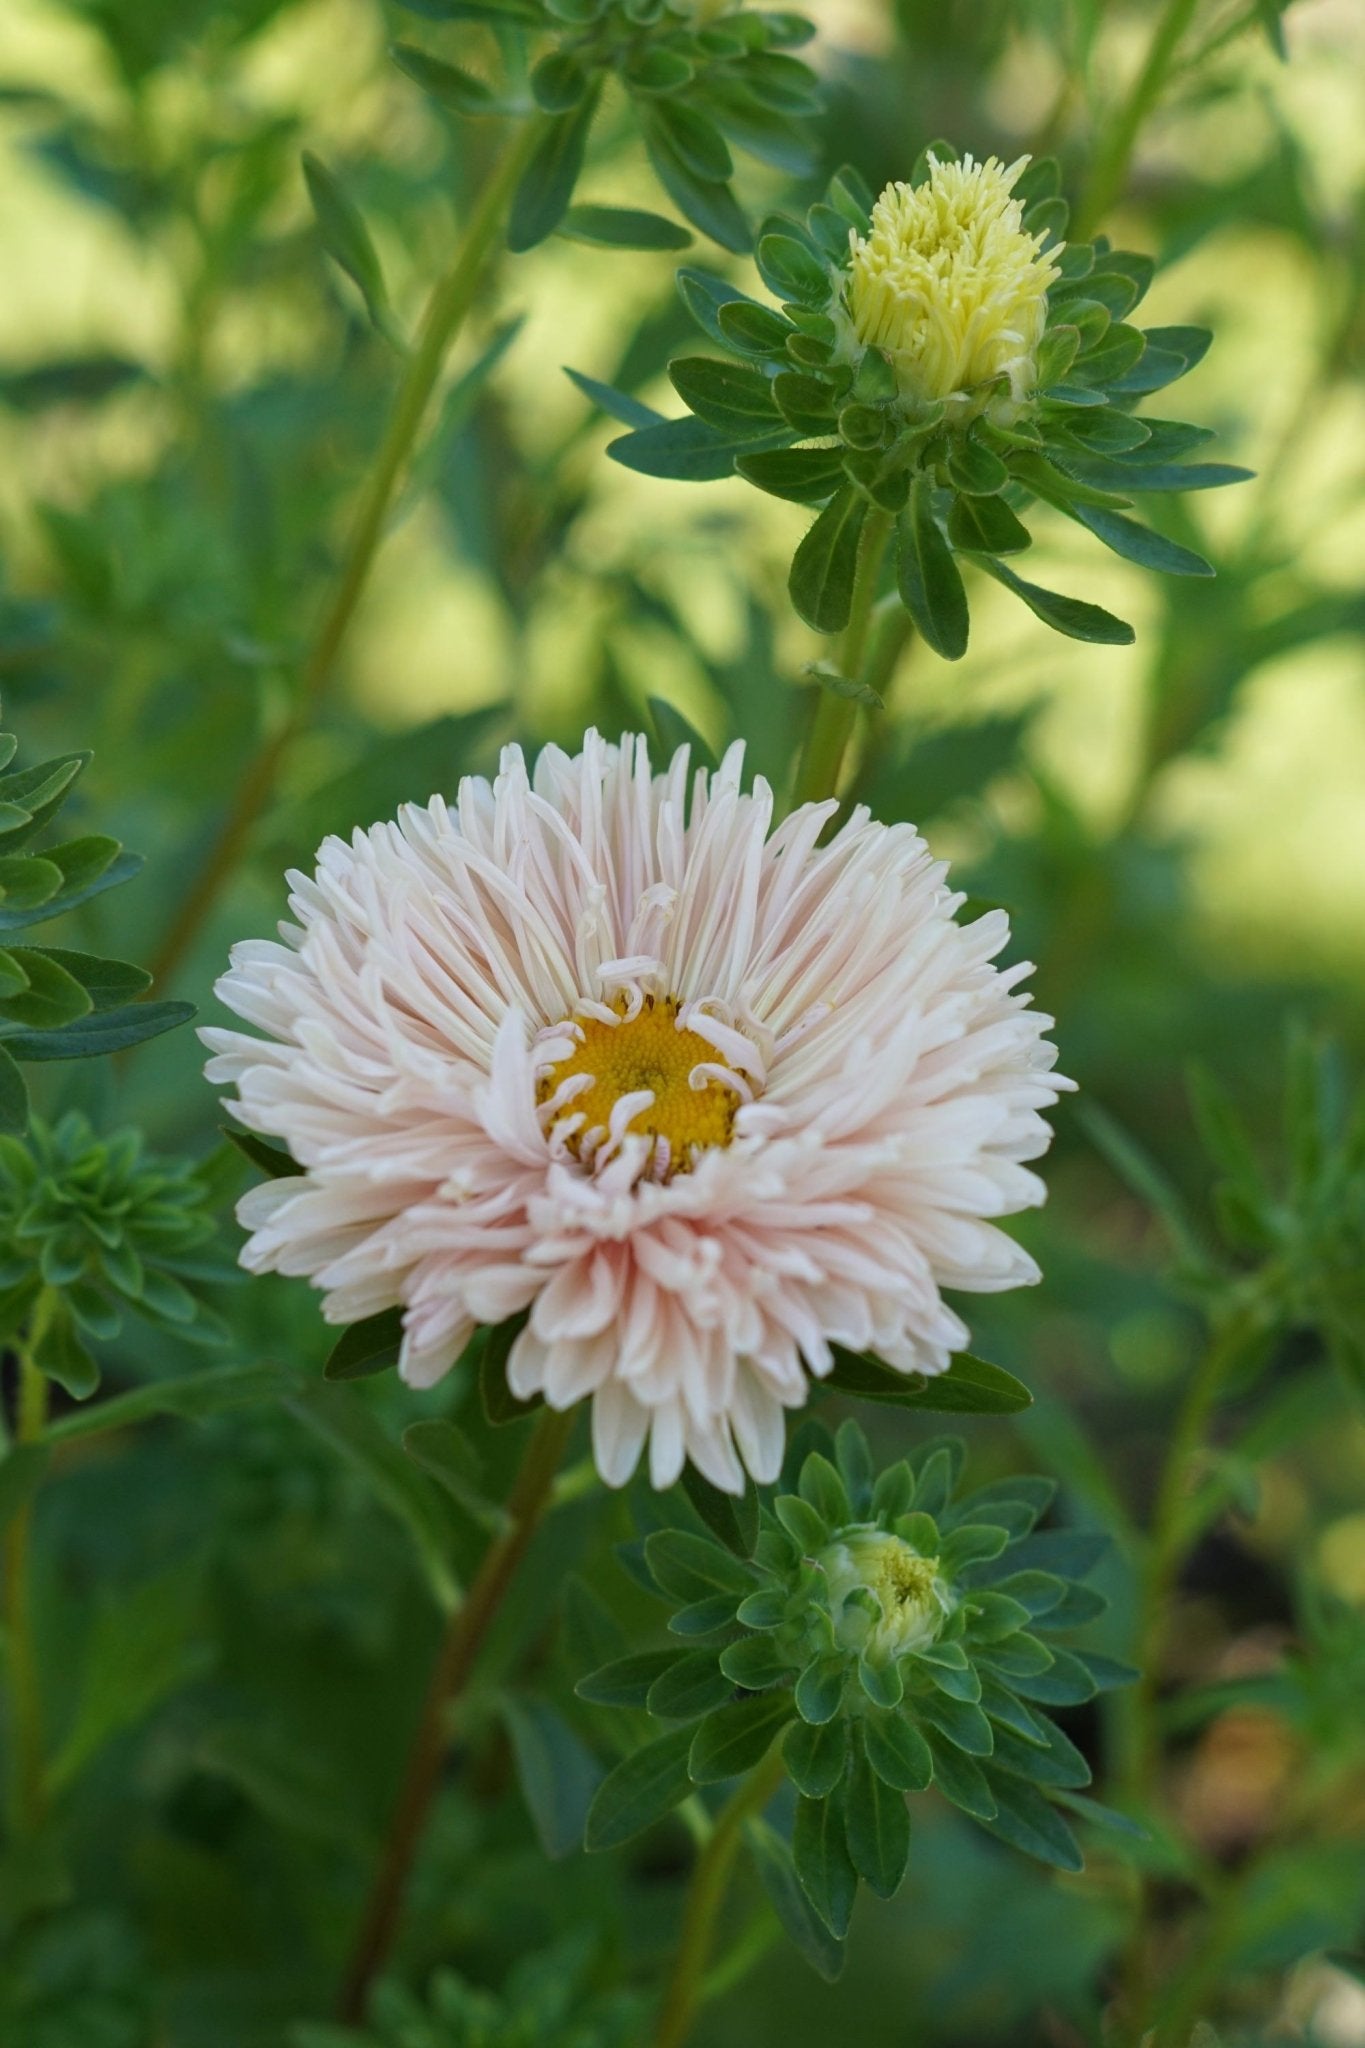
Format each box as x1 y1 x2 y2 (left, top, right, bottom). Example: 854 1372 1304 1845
203 732 1070 1493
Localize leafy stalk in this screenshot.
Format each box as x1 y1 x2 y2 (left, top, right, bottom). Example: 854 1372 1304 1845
1075 0 1202 236
336 1400 575 2023
790 508 894 810
151 117 548 987
653 1746 788 2048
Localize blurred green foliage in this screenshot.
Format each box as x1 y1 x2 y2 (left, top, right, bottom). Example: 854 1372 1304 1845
1 0 1364 2043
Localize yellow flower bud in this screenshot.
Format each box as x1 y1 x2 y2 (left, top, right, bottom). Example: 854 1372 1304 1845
847 154 1060 418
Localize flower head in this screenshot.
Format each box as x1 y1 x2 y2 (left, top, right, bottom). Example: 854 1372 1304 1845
822 1527 950 1662
205 733 1069 1493
847 155 1060 412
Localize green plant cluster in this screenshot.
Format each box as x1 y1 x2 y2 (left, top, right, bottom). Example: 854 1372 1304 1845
578 1421 1134 1970
295 1941 644 2048
387 0 820 255
0 1114 230 1398
0 730 191 1133
589 149 1249 659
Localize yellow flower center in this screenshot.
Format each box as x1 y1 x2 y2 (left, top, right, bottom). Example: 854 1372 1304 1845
823 1529 949 1661
847 154 1060 413
538 994 740 1178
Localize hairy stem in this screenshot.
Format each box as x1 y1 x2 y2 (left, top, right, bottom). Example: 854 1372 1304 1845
1075 0 1200 239
653 1746 787 2048
151 117 545 989
790 507 895 811
3 1335 51 1838
337 1400 574 2023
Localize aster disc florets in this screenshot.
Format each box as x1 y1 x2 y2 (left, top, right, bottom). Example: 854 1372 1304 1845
846 154 1061 415
206 732 1069 1494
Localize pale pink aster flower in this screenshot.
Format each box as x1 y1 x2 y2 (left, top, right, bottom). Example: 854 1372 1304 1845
203 732 1070 1494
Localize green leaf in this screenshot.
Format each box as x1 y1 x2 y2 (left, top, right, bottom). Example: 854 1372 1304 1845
947 491 1032 556
784 1714 849 1798
0 1042 28 1133
563 367 663 431
2 999 194 1060
679 1460 758 1554
825 1347 1032 1414
642 97 731 182
862 1711 932 1793
845 1733 911 1897
608 415 778 483
971 555 1135 645
794 1655 846 1726
898 481 968 659
47 1563 208 1797
747 1817 845 1982
650 1649 735 1720
403 1418 505 1530
789 486 867 633
914 1688 993 1756
391 43 504 114
947 438 1009 496
33 1295 98 1398
1069 502 1214 577
501 1694 602 1858
924 1731 997 1819
646 1528 756 1603
285 1382 461 1611
718 1633 793 1691
324 1307 404 1382
689 1691 794 1783
576 1650 681 1708
585 1725 695 1850
755 230 829 307
978 1771 1083 1871
0 949 92 1030
507 93 601 253
529 50 590 113
0 840 135 933
29 946 150 1012
559 204 691 250
669 356 781 437
223 1126 302 1179
792 1792 856 1938
45 1361 292 1444
641 115 750 254
798 1452 849 1527
302 152 403 348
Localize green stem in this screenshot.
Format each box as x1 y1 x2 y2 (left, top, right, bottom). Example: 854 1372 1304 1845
336 1400 573 2023
1116 1312 1257 2033
4 1334 51 1838
150 116 546 990
1074 0 1201 239
653 1746 787 2048
790 507 894 811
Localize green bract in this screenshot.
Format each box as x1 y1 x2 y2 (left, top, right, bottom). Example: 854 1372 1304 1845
578 1421 1136 1966
0 1114 231 1399
587 148 1250 654
388 0 820 255
0 725 192 1133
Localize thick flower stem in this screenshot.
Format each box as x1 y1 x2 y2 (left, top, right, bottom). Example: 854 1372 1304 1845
337 1400 575 2024
3 1341 50 1839
653 1745 787 2048
790 507 895 811
150 116 546 990
1075 0 1200 239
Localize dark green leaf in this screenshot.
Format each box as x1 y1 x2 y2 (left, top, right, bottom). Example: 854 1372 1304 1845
845 1734 910 1897
669 355 780 436
792 1793 856 1937
971 556 1135 645
788 486 866 633
978 1772 1084 1871
898 480 968 659
825 1347 1032 1414
3 999 194 1060
1069 503 1214 577
324 1307 404 1381
748 1817 845 1981
223 1126 302 1179
689 1690 794 1783
576 1650 681 1708
585 1726 695 1850
391 43 504 114
501 1695 602 1858
560 204 691 250
784 1714 849 1798
651 1649 735 1720
507 94 601 253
